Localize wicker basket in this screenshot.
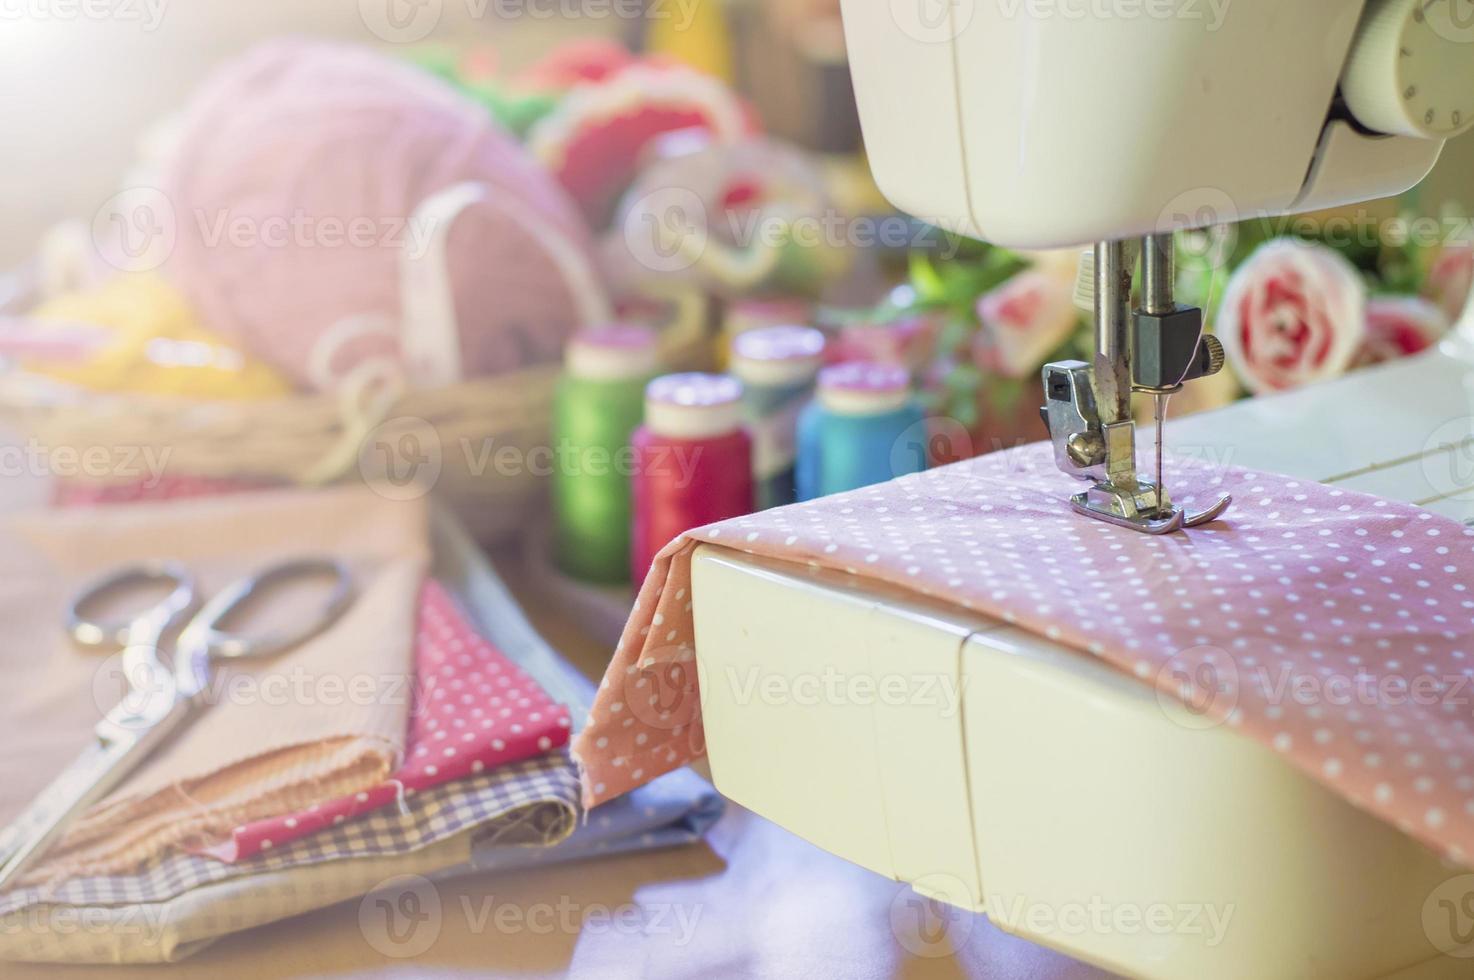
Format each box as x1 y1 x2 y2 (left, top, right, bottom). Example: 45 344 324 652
0 285 714 543
0 362 562 542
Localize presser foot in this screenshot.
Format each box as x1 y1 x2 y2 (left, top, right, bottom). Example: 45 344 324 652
1069 484 1233 535
1182 493 1234 527
1070 494 1183 534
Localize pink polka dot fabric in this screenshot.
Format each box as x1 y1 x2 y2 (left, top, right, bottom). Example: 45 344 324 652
202 579 571 862
573 442 1474 865
51 476 283 508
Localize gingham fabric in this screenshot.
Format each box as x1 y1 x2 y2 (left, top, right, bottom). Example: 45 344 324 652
0 751 578 917
0 831 477 964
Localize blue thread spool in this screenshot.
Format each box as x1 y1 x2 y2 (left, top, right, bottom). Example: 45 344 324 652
730 325 826 510
796 362 928 501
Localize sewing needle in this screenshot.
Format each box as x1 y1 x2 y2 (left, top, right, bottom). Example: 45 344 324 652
1153 390 1170 514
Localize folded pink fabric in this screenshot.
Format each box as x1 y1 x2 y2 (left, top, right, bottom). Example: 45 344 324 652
51 475 281 507
574 442 1474 864
201 580 572 861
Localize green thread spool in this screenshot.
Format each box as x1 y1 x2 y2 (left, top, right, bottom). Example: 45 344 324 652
552 325 660 584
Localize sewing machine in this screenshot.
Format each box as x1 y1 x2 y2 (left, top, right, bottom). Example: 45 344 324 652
689 2 1474 977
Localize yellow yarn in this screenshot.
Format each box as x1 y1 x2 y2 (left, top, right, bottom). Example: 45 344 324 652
26 275 292 400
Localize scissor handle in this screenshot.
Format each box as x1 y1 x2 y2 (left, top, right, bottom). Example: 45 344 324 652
182 557 355 663
66 561 198 649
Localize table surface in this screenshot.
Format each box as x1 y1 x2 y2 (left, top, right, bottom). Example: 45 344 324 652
3 543 1109 980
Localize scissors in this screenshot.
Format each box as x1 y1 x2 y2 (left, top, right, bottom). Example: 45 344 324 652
0 557 354 891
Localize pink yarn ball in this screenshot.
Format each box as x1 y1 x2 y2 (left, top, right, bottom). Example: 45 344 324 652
162 39 601 389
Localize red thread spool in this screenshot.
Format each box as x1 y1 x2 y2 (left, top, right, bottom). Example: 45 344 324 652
630 373 754 583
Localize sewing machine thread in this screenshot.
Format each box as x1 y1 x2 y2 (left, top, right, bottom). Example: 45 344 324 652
730 325 826 510
796 362 927 502
551 325 660 585
630 373 754 582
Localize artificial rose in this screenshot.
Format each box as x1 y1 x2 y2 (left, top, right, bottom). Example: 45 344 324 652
1355 295 1450 367
830 314 937 372
1423 243 1474 324
970 269 1079 379
1216 239 1366 394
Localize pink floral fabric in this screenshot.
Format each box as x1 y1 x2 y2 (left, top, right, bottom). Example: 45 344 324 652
574 442 1474 865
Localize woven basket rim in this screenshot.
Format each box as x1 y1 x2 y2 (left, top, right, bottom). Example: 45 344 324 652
0 361 563 414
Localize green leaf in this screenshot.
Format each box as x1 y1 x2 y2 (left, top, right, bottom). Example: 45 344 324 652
908 252 948 305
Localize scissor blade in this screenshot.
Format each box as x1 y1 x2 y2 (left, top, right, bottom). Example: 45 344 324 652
0 689 199 894
0 735 138 892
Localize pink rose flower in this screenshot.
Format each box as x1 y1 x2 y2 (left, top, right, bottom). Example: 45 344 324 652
1355 295 1449 367
1217 239 1366 394
970 269 1079 379
830 314 936 371
1423 244 1474 324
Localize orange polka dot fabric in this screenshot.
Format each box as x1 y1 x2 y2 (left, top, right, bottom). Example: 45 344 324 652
203 580 571 861
573 442 1474 865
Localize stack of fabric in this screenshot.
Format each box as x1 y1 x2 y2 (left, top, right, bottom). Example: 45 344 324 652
0 486 720 964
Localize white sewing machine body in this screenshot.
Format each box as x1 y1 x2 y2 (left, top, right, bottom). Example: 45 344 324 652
689 324 1474 979
841 0 1463 249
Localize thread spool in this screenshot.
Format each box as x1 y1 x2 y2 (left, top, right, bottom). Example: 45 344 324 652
719 297 813 369
730 325 825 509
630 373 753 582
552 325 660 584
796 362 928 501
